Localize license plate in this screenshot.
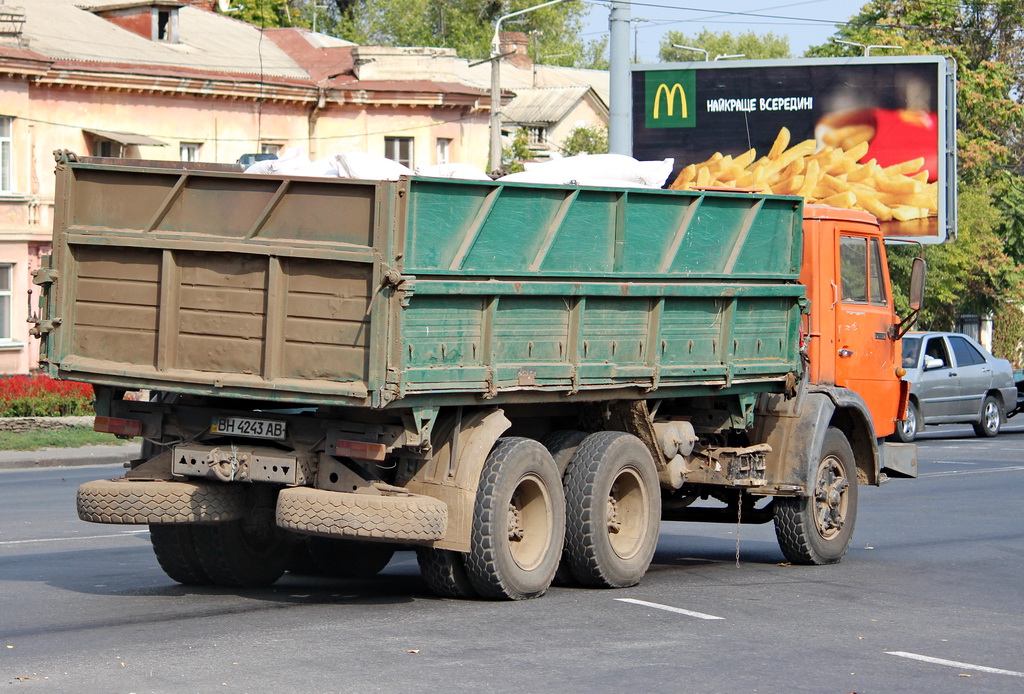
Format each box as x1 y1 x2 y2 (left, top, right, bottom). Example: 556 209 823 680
211 416 287 440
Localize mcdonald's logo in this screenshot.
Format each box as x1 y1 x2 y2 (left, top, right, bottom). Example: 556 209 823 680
653 83 687 120
642 70 696 129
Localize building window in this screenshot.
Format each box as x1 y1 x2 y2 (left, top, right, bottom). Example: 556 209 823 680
260 143 281 157
153 7 179 42
0 117 11 193
92 138 121 158
180 143 201 162
0 264 11 341
527 126 547 146
435 138 452 165
385 137 413 168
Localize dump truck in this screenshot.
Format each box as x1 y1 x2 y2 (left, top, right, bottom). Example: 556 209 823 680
34 151 921 600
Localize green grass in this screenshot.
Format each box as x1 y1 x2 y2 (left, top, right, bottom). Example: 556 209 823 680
0 426 129 451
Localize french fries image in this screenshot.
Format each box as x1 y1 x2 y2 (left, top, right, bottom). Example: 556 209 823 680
669 126 938 223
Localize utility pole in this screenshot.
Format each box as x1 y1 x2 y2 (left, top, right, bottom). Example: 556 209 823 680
489 0 567 173
607 1 631 155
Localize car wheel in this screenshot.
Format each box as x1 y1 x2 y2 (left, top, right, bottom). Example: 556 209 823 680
889 401 919 443
972 395 1002 438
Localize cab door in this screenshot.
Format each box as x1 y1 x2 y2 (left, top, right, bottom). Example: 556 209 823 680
834 232 901 437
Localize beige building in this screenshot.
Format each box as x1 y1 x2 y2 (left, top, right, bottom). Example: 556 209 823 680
0 1 608 374
0 0 494 374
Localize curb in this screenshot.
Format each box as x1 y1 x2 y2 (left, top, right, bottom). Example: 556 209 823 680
0 443 142 471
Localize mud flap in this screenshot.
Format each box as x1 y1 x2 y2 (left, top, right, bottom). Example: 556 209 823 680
878 442 917 479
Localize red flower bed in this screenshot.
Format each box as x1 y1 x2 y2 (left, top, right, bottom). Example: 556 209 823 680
0 374 95 417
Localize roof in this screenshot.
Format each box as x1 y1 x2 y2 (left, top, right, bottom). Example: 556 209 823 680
19 0 308 79
456 60 610 106
83 128 168 146
501 86 592 125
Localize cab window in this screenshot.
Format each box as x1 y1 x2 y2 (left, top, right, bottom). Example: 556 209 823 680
840 235 888 306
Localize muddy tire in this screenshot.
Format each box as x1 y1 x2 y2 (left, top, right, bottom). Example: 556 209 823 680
563 431 661 588
539 429 589 586
540 429 589 476
465 437 565 600
77 478 246 524
301 538 396 578
774 427 858 565
973 395 1002 438
191 498 291 588
276 487 447 542
148 524 212 586
416 548 478 599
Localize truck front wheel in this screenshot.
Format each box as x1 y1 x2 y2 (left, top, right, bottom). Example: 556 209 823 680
563 431 661 588
774 427 858 565
465 438 565 600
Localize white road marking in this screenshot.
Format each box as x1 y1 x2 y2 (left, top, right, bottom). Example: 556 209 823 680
887 651 1024 678
615 598 724 620
0 529 149 546
921 465 1024 478
929 460 977 465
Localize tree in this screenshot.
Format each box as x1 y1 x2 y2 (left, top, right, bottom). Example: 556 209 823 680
810 0 1024 356
227 0 292 28
658 29 791 62
558 124 608 156
315 0 589 64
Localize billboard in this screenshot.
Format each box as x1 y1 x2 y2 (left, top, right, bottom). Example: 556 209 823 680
632 57 957 243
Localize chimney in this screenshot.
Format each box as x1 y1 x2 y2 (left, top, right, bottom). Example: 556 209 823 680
499 31 532 69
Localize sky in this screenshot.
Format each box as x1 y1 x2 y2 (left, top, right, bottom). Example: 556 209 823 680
582 0 872 63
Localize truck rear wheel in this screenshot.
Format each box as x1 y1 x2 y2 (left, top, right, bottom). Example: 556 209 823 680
416 548 477 599
563 431 661 588
465 437 565 600
774 427 858 565
148 524 211 586
191 495 291 588
302 538 396 578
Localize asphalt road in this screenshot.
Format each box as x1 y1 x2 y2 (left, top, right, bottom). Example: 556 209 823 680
2 424 1022 693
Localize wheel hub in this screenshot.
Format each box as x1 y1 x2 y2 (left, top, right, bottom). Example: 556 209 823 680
814 456 848 539
606 492 621 534
507 500 524 542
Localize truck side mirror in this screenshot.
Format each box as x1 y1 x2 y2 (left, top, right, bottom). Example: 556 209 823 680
908 257 926 311
895 256 926 340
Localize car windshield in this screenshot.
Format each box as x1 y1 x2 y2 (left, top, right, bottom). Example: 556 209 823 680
902 336 921 368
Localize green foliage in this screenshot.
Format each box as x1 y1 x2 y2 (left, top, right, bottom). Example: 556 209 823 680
580 35 609 71
0 427 123 452
992 300 1024 368
658 29 791 62
0 375 95 417
225 0 292 28
501 127 532 174
889 188 1024 330
321 0 588 64
558 124 608 156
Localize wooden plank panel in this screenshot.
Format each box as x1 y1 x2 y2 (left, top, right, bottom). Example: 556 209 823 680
73 326 157 367
180 286 265 314
178 309 265 340
177 334 262 374
75 303 158 332
75 277 160 306
284 316 370 346
282 343 368 382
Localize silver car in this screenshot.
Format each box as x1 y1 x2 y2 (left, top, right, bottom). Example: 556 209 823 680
891 331 1018 442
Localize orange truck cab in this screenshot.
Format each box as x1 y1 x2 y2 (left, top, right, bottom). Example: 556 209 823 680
801 204 910 439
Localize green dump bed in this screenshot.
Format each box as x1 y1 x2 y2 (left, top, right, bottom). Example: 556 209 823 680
37 158 806 408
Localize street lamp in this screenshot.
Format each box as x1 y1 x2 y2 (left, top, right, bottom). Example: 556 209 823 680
714 53 745 61
671 44 709 61
489 0 567 173
833 38 904 56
